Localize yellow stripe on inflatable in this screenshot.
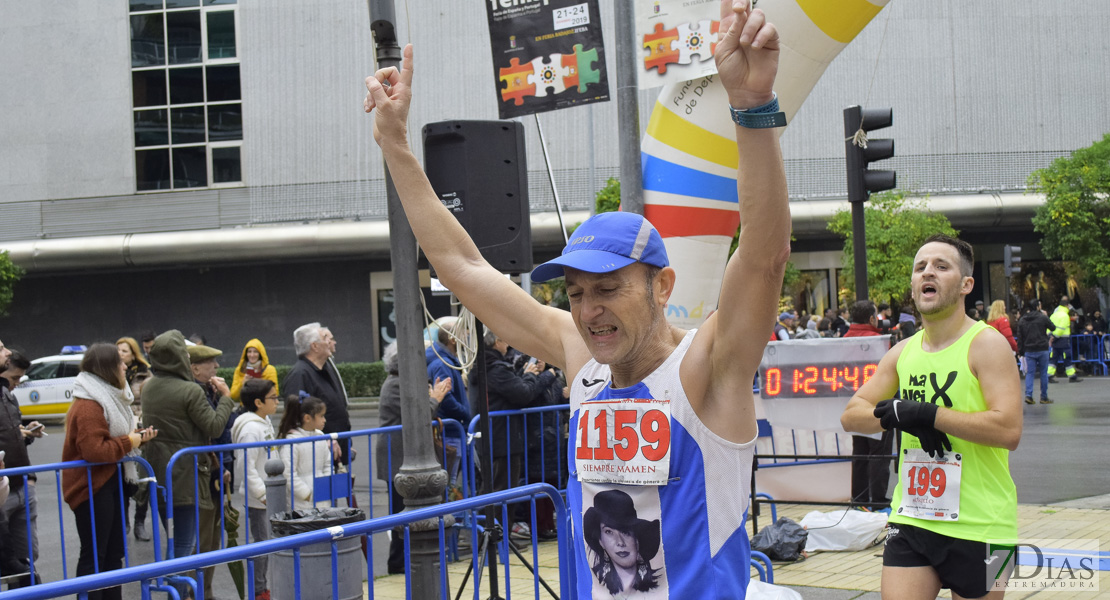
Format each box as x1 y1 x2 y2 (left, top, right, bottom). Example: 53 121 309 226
646 101 738 170
797 0 883 44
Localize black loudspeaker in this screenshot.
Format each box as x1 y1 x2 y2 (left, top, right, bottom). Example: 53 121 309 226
422 120 531 274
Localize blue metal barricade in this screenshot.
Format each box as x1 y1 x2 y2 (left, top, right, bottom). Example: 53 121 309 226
0 484 571 600
1071 333 1108 375
0 456 162 585
164 420 467 560
465 404 571 498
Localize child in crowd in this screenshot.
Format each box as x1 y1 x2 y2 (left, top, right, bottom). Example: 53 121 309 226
277 395 337 510
230 379 279 600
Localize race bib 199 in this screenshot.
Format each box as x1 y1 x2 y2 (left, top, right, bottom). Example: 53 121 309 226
897 448 962 521
576 397 672 485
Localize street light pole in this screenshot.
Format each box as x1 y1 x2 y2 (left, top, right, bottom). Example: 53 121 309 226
368 1 448 596
615 0 643 215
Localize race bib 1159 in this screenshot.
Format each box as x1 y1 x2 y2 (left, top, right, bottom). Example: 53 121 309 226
576 397 672 485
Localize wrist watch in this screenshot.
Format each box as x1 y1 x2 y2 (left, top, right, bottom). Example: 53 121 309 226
729 92 787 129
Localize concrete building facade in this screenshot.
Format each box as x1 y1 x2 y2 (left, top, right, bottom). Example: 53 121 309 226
1 1 1107 361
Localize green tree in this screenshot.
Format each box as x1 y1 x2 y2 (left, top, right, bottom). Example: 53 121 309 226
1028 132 1110 284
594 177 621 214
827 191 958 306
0 251 23 315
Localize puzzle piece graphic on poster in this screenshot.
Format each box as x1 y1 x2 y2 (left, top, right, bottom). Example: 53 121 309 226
529 54 569 98
643 22 680 74
499 57 536 106
572 44 601 93
561 51 580 92
676 20 718 65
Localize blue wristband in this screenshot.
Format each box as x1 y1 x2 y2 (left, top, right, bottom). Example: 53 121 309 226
729 92 787 129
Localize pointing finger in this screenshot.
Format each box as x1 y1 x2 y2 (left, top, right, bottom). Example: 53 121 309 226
400 43 414 88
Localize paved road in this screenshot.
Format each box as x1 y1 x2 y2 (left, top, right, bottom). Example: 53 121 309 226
11 376 1109 597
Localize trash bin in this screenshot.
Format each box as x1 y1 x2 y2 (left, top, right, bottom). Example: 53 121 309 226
270 508 365 600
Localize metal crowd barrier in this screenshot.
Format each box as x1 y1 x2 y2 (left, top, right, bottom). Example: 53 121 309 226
164 420 466 559
0 457 162 585
1070 333 1108 375
465 404 571 498
0 484 571 600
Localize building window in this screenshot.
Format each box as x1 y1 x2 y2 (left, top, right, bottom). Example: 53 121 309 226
129 0 242 191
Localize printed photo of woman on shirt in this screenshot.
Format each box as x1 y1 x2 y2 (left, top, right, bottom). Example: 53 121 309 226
583 489 664 597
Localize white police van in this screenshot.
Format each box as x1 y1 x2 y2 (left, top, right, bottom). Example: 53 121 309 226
13 346 86 420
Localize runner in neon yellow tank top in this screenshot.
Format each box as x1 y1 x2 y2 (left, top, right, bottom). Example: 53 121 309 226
842 234 1023 600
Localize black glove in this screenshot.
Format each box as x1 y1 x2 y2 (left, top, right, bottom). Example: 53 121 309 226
875 399 951 459
901 424 952 459
873 399 938 430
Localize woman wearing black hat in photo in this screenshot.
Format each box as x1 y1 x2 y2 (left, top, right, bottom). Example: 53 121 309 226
583 490 662 596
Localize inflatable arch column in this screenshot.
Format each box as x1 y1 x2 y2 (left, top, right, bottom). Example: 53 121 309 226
641 0 892 328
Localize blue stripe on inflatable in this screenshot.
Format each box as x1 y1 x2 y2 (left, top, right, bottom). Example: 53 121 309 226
641 153 738 204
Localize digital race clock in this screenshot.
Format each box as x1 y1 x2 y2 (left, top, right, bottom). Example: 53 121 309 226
759 361 879 399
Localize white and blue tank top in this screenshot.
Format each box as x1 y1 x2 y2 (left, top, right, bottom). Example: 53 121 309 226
568 330 756 598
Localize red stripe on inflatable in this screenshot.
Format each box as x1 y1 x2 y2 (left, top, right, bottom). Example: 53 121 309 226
644 205 740 238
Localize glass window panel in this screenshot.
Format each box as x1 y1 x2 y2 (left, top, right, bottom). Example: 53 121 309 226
206 65 240 102
130 14 165 67
169 67 204 104
132 70 167 107
172 146 208 188
166 10 202 64
204 0 237 5
171 107 206 144
130 0 163 12
136 149 171 191
166 0 200 8
207 104 241 141
206 11 236 59
212 147 241 183
134 109 168 147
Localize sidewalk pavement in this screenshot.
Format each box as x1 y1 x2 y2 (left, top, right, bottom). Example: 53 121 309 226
367 501 1110 599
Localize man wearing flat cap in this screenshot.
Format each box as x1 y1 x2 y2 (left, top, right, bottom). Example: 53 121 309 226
187 343 240 598
142 330 238 576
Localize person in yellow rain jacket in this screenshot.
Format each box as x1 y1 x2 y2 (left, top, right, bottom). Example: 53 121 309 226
230 338 280 400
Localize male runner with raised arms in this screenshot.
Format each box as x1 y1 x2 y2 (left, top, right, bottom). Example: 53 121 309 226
841 234 1023 600
365 1 787 596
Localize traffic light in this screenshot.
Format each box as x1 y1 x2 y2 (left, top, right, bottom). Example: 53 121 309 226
1003 245 1021 276
844 105 896 203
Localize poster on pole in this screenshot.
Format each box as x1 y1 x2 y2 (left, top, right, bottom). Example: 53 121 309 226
485 0 609 119
635 0 721 89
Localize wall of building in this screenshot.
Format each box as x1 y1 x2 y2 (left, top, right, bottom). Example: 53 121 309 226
5 1 1108 242
0 258 397 365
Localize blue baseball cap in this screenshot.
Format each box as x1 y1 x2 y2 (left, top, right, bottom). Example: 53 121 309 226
531 212 669 283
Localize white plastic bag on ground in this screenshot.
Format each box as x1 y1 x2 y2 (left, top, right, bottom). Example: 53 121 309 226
746 580 803 599
800 509 888 552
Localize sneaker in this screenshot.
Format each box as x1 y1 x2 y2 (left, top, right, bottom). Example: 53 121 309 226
1024 396 1035 405
538 529 559 541
509 522 532 541
1040 397 1054 404
1069 376 1084 382
1049 376 1058 383
254 590 271 600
